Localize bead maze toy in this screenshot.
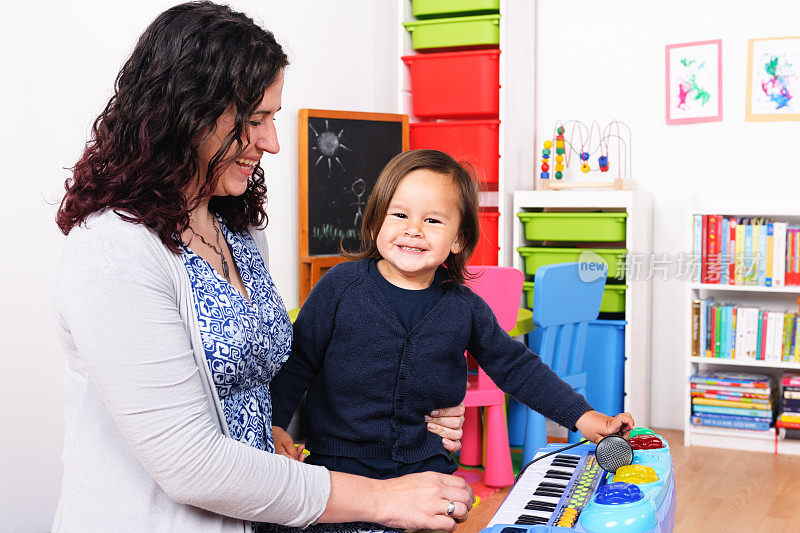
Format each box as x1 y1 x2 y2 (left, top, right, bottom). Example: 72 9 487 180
538 120 634 191
481 426 676 532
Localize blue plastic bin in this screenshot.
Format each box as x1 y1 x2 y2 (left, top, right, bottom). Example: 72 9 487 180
508 319 625 446
582 319 626 417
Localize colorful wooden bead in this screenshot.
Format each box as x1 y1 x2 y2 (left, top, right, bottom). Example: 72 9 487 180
540 171 550 179
557 126 565 135
541 163 550 172
543 140 553 149
581 163 590 173
555 154 564 163
555 138 565 155
599 155 609 172
543 148 551 156
555 171 563 179
555 163 564 172
580 152 590 161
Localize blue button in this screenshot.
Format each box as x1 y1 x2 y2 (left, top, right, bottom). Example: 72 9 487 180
594 482 644 505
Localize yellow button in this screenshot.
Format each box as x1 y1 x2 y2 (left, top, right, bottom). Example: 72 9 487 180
612 464 659 484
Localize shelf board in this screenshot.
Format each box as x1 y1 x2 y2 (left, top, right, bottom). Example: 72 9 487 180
690 283 800 294
689 424 774 441
689 356 800 370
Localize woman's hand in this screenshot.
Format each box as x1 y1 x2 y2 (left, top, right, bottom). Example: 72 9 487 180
272 426 305 461
320 470 474 530
374 472 475 530
574 410 635 443
425 403 466 452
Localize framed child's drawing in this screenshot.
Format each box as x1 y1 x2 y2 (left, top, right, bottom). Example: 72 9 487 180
665 39 723 125
746 36 800 121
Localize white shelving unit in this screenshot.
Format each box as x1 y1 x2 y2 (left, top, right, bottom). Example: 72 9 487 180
512 190 653 427
683 205 800 456
397 0 536 266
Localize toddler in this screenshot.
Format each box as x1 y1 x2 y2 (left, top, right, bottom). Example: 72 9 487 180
269 149 633 480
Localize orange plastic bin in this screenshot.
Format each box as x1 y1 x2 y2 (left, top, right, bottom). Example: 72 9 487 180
410 120 500 185
402 50 500 119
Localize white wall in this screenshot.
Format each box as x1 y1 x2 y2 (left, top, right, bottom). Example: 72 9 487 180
534 0 800 430
0 1 399 529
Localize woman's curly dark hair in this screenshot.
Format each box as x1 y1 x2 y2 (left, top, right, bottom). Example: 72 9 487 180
56 1 289 251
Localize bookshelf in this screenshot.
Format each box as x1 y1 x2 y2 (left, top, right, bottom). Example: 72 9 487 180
684 205 800 456
513 190 653 427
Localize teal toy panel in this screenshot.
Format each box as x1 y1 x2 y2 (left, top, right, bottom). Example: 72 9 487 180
480 429 676 533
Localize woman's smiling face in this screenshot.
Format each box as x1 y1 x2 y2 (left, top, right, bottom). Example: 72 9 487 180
196 70 284 198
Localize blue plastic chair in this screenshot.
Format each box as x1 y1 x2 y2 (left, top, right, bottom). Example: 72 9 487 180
509 262 607 466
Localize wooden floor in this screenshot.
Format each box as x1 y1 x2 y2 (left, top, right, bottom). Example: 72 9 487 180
454 428 800 533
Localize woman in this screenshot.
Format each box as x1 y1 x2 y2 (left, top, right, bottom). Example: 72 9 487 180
53 2 472 531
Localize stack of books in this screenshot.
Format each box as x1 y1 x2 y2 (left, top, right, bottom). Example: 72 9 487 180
692 215 800 286
777 373 800 435
690 371 775 431
690 298 799 362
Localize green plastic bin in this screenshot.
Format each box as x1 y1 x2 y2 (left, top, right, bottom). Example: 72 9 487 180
412 0 500 18
522 281 627 313
516 212 627 242
517 247 628 280
403 14 500 50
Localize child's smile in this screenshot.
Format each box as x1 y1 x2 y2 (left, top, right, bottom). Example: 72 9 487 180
375 169 463 290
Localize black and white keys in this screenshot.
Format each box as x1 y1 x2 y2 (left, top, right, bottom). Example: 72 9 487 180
487 452 582 527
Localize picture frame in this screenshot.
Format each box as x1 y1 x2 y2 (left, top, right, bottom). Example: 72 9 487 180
665 39 723 125
746 36 800 121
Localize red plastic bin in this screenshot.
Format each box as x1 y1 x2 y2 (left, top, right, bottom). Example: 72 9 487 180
402 50 500 119
410 120 500 185
469 210 500 266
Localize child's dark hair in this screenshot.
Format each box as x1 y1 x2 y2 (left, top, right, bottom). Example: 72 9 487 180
344 149 480 284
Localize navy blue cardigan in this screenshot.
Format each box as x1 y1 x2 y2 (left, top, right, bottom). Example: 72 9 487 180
270 260 593 464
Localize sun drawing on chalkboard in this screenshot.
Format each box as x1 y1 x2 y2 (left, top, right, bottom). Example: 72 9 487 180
310 120 350 174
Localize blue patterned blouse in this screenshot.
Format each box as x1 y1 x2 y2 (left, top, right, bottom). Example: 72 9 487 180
182 218 292 453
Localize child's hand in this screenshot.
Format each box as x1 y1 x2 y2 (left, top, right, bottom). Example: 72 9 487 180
272 426 306 461
574 410 635 443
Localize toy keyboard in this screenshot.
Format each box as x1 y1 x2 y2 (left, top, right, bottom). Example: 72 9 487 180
480 430 676 533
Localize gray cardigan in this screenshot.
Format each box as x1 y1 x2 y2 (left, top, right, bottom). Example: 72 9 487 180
53 210 330 532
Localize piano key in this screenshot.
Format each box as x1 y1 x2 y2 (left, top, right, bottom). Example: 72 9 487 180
487 451 587 528
525 501 558 509
538 481 568 489
525 503 557 512
515 514 550 525
533 489 565 498
551 460 580 467
544 472 573 480
527 495 562 505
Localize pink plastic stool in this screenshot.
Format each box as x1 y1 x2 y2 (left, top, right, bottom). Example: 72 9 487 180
459 266 523 487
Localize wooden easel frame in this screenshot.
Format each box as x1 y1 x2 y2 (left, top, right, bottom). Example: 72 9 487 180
298 109 409 304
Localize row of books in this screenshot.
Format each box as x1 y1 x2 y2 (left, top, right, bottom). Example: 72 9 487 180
692 215 800 286
691 298 800 361
690 371 775 431
777 373 800 431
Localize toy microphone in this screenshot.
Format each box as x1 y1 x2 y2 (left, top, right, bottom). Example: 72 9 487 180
514 433 634 483
594 434 634 473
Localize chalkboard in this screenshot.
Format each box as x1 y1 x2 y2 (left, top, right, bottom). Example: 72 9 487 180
299 109 409 257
